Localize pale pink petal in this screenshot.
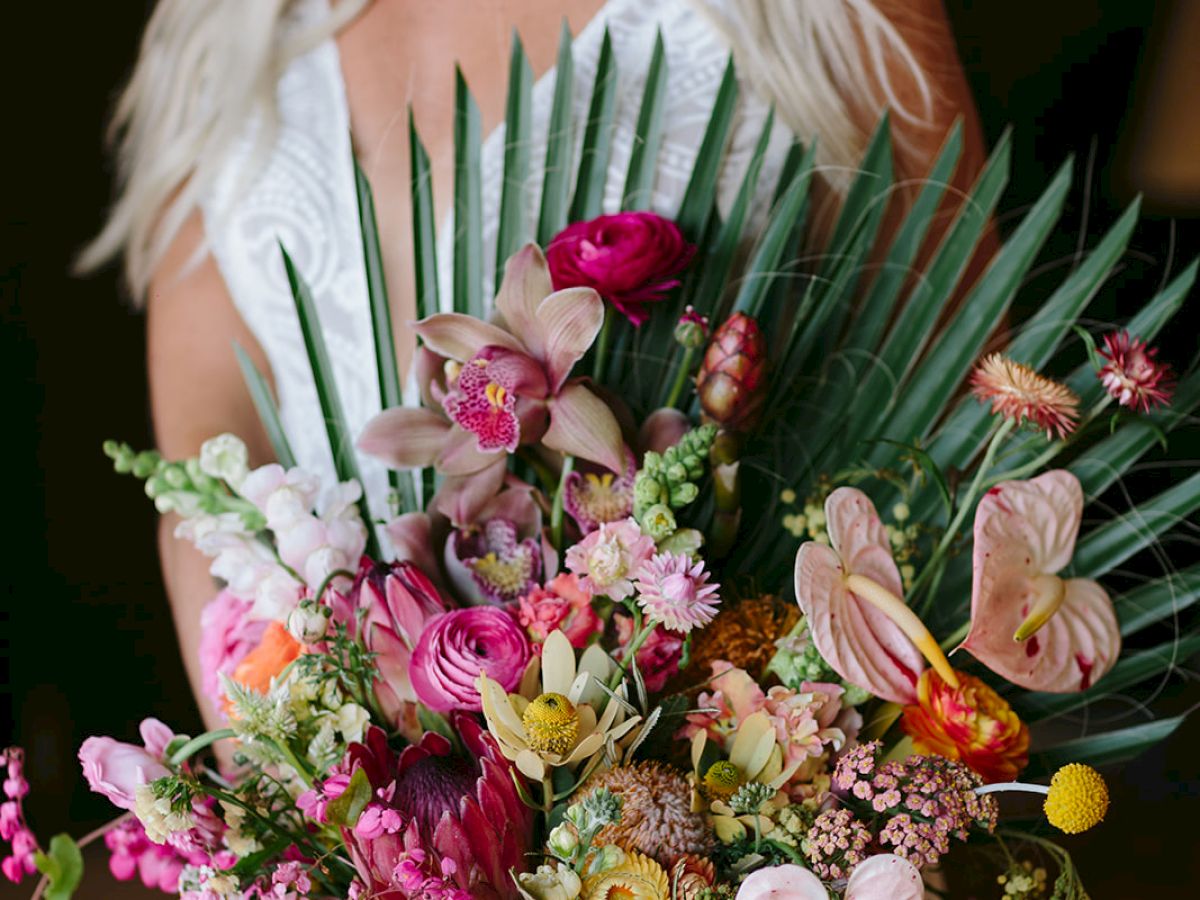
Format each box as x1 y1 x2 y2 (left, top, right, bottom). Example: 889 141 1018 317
542 382 625 474
963 576 1120 693
639 407 690 454
795 541 923 705
432 461 508 527
384 513 442 582
735 864 828 900
845 854 924 900
826 487 904 599
358 407 450 469
435 426 507 475
480 482 544 537
537 287 604 392
961 469 1118 692
493 244 554 361
414 313 525 363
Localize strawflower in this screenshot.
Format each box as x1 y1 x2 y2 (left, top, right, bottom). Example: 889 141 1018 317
970 353 1079 439
1097 330 1174 412
633 552 721 634
579 848 670 899
901 668 1030 783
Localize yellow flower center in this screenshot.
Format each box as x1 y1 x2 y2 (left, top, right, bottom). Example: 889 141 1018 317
470 551 530 597
485 381 509 410
702 760 742 801
1044 763 1108 834
522 692 580 756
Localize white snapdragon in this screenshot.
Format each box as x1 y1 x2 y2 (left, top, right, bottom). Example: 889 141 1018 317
335 703 370 745
198 434 250 488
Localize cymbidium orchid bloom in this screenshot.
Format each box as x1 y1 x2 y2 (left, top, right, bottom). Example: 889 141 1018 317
359 244 625 476
477 630 641 782
959 470 1120 693
793 488 958 705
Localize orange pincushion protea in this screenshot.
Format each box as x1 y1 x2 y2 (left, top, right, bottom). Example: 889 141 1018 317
900 669 1029 783
686 594 799 682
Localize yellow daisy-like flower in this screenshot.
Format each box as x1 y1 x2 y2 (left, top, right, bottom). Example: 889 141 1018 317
478 629 641 781
581 849 670 900
1044 763 1109 834
688 711 796 843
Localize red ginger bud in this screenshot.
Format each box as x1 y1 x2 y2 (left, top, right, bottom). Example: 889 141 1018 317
696 313 767 430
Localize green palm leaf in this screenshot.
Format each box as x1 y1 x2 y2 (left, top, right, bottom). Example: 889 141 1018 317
621 30 667 210
495 31 534 291
453 67 484 317
537 20 575 245
569 28 617 223
234 343 297 470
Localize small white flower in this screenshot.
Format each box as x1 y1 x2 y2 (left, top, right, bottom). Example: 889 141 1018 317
199 434 250 488
336 703 370 745
133 784 192 845
287 600 331 644
517 862 582 900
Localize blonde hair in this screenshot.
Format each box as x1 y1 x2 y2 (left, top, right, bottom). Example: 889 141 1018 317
80 0 929 299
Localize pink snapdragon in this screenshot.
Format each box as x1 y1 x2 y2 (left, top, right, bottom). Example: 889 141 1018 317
1 749 37 884
105 817 205 894
564 518 655 601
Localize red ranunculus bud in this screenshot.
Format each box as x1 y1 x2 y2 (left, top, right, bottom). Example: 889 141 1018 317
696 313 767 430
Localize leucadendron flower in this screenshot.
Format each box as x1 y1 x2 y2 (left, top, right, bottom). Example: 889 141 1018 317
477 630 641 781
359 244 625 476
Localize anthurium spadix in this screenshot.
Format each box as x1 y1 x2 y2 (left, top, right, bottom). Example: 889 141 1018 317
794 487 958 705
960 470 1120 693
359 244 625 476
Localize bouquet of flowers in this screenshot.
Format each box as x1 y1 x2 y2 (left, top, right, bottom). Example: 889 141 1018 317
6 26 1197 900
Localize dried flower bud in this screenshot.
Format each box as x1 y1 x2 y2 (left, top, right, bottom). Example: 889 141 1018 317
696 313 767 431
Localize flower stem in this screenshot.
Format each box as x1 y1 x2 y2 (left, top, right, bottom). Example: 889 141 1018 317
542 773 555 821
592 306 614 382
664 346 696 409
168 728 236 766
550 455 576 552
909 418 1015 604
607 621 656 692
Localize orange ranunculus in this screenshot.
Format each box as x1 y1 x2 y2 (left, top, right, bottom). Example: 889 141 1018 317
228 621 302 698
900 668 1029 783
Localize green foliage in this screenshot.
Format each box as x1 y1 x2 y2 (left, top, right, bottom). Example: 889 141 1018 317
33 834 83 900
633 425 717 525
324 767 372 828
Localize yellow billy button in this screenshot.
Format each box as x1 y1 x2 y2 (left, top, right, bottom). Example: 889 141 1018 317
702 760 743 801
521 692 580 756
975 762 1109 835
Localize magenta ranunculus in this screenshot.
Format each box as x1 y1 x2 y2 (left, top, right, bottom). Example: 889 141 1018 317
546 212 695 326
409 607 530 712
78 723 172 812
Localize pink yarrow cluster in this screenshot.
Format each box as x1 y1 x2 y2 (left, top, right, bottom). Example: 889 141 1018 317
1 749 36 883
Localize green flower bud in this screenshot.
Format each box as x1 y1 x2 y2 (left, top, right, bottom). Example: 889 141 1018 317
639 503 677 541
546 822 580 861
132 451 162 480
669 482 699 507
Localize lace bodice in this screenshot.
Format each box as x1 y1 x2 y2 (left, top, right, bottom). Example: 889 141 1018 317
202 0 790 520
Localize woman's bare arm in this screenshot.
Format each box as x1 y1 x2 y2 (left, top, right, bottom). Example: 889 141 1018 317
146 211 275 732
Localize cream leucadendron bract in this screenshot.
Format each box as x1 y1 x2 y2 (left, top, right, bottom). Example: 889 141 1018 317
960 470 1120 693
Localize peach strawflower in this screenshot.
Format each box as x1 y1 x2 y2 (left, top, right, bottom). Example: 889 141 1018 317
900 668 1029 783
970 353 1079 439
1097 330 1174 412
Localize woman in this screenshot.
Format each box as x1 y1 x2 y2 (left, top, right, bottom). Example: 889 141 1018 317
80 0 986 727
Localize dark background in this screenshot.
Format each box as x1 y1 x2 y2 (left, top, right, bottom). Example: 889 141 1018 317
2 1 1198 897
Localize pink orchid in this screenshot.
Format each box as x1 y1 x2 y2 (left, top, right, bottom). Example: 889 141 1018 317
794 488 954 705
960 470 1120 692
359 245 625 475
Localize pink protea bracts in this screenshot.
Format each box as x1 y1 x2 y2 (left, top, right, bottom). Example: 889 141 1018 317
1097 330 1174 412
341 719 534 900
633 552 721 634
969 353 1080 439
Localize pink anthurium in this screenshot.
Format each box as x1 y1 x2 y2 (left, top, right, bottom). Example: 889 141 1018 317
358 244 625 475
960 470 1120 693
794 487 958 705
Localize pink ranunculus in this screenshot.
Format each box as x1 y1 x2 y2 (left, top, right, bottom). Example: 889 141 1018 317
546 212 696 326
515 573 603 651
78 727 171 812
198 590 269 717
409 607 531 712
735 863 828 899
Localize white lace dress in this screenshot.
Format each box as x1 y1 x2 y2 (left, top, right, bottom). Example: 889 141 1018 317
201 0 791 518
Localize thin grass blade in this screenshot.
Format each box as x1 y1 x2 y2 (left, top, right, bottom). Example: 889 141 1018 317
234 343 297 470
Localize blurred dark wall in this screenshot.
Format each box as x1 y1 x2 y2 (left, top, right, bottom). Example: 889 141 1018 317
1 1 1197 897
